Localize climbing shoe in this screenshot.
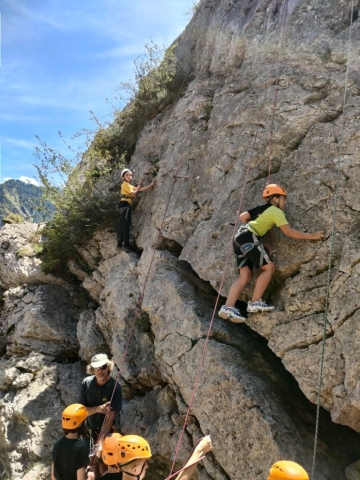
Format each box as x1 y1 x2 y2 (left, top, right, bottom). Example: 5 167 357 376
116 243 123 250
218 306 246 323
122 244 134 253
247 300 275 313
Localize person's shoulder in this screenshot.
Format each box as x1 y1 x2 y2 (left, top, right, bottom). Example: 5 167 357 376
107 376 119 388
101 472 122 479
248 203 270 217
82 375 96 386
53 436 65 449
74 438 88 450
268 205 286 215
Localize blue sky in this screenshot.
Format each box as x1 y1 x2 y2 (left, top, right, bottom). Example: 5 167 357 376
0 0 195 185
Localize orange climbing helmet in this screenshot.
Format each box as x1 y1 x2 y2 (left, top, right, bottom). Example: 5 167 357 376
62 404 88 429
268 461 309 480
102 433 124 465
262 184 287 199
102 434 152 466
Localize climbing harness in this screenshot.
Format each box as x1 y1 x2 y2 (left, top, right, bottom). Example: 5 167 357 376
118 204 131 219
120 195 133 203
234 224 268 269
310 0 355 477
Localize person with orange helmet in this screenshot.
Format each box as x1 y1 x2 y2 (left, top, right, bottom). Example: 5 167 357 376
268 460 309 480
101 433 212 480
117 168 156 252
52 404 92 480
219 183 324 322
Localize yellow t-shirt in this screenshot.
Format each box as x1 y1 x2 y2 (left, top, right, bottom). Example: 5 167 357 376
121 181 137 204
248 205 288 237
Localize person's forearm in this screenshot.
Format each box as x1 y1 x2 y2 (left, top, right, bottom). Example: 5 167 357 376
175 446 204 480
51 463 56 480
98 412 115 444
138 184 152 192
286 228 316 240
86 406 102 416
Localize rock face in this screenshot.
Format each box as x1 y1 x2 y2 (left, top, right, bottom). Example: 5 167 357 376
129 0 360 435
0 223 62 288
1 0 360 479
1 284 83 359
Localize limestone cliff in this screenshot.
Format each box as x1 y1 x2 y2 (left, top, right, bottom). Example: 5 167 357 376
1 0 360 479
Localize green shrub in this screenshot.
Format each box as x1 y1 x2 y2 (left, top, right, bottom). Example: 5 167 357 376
34 41 190 273
2 213 25 224
93 41 189 160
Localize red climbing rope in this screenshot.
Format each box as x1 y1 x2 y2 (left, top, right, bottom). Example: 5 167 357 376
267 0 290 183
89 72 196 457
168 1 291 475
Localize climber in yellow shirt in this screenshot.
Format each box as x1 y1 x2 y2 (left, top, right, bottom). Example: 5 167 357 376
117 168 155 252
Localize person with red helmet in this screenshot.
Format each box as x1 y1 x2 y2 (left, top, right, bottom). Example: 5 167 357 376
219 184 324 322
52 404 92 480
101 433 212 480
117 168 156 252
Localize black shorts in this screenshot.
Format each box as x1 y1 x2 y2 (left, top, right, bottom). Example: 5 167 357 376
233 229 272 270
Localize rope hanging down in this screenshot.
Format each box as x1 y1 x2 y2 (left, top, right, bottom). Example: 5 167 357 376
89 73 198 459
310 0 355 477
267 0 290 182
168 1 291 476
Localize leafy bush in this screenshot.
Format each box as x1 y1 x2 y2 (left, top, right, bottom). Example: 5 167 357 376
34 139 120 273
2 213 25 224
34 41 190 273
91 41 189 161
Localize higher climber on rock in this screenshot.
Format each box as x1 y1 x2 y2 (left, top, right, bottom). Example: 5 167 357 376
52 403 92 480
101 433 212 480
219 184 324 323
117 168 156 252
268 460 309 480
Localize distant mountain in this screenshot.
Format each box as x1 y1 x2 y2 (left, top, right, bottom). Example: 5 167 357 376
0 179 55 225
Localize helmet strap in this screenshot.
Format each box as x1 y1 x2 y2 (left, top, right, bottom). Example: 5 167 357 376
120 459 147 480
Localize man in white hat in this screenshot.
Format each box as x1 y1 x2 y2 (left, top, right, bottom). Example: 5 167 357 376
79 353 122 476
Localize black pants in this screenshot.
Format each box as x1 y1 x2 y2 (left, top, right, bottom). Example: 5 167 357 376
117 201 132 246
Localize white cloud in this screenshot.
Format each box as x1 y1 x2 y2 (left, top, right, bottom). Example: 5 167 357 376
0 136 35 150
4 0 64 29
19 176 40 186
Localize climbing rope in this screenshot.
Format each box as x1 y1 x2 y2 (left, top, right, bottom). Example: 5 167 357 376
267 0 290 182
89 72 196 458
310 0 355 477
168 1 291 475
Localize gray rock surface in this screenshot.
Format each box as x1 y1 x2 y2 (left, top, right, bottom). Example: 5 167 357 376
0 284 82 359
0 223 62 289
0 356 85 479
126 0 360 436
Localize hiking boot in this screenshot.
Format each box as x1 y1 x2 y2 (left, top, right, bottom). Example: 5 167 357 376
116 243 123 250
247 300 275 313
122 244 135 253
218 306 246 323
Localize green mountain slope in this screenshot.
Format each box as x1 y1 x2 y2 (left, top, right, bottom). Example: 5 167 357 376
0 179 54 224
